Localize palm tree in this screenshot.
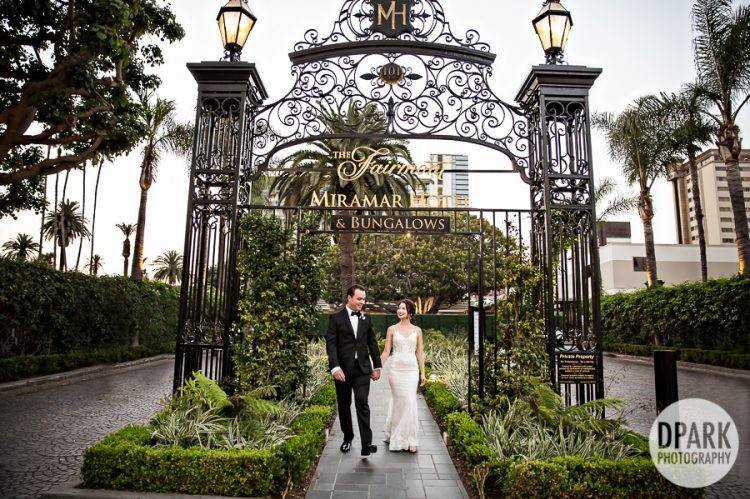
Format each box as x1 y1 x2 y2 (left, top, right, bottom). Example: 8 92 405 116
2 234 40 260
130 91 193 281
88 254 104 276
153 250 183 285
273 103 419 301
42 200 90 271
89 156 104 269
116 223 136 277
595 97 678 291
75 161 87 271
657 87 717 282
692 0 750 276
595 177 637 223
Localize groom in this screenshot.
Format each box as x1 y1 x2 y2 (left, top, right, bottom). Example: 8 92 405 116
325 284 382 458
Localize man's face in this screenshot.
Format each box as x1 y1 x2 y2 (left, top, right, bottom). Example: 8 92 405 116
347 289 366 311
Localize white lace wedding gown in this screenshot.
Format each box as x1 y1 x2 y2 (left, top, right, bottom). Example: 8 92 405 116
384 329 419 451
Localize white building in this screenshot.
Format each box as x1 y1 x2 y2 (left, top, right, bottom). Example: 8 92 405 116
597 222 738 294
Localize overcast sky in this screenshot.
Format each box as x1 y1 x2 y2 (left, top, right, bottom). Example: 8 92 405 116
2 0 749 276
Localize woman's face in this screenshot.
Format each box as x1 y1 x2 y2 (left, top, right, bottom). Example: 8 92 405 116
397 302 408 319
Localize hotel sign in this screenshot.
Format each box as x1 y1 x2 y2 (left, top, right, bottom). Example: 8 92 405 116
332 215 451 233
372 0 413 37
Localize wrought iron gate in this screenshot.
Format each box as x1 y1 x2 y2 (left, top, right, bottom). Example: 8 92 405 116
174 0 604 404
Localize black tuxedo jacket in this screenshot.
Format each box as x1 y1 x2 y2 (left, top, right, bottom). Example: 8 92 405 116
325 308 382 376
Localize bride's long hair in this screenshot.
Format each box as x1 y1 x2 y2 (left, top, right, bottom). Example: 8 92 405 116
398 299 417 324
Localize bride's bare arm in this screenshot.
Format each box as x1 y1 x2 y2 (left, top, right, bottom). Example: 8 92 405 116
416 328 426 386
381 326 393 366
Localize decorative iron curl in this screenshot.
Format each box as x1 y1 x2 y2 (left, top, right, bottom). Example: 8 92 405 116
247 51 532 182
294 0 491 53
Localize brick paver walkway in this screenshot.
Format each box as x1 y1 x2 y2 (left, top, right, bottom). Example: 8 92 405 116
306 375 468 499
0 358 174 498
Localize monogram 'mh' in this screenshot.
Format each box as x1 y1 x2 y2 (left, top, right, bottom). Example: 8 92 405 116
371 0 413 37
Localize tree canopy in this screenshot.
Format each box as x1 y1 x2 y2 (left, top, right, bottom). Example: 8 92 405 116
0 0 184 214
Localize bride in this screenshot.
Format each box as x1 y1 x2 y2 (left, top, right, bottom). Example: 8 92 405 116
380 299 426 453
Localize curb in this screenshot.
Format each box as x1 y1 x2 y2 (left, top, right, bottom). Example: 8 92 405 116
603 351 750 380
41 481 260 499
0 354 175 397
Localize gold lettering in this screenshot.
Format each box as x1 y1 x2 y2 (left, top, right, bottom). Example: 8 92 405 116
311 191 330 207
352 217 360 229
337 194 347 207
393 194 403 208
377 1 409 31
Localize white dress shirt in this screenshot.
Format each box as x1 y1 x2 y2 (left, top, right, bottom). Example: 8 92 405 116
331 306 381 376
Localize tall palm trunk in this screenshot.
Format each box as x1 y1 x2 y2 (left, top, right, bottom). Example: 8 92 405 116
639 192 660 346
122 241 130 277
89 159 103 273
687 150 708 281
718 122 750 277
53 173 59 268
337 182 357 302
58 224 68 271
131 187 149 281
639 192 659 287
75 162 86 271
39 146 51 258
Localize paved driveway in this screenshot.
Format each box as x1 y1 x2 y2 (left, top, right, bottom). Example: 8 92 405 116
0 359 173 498
604 355 750 498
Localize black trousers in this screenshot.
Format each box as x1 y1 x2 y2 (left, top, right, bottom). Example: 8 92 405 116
334 362 372 448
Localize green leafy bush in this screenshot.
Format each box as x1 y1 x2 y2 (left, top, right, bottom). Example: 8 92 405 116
0 259 179 357
234 212 328 398
424 381 700 498
602 278 750 353
0 342 174 382
606 344 750 370
82 383 337 496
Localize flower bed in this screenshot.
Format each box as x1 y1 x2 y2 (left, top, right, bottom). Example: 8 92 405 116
423 381 703 498
82 379 337 497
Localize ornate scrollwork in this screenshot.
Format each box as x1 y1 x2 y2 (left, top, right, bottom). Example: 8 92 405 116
249 51 530 181
294 0 491 53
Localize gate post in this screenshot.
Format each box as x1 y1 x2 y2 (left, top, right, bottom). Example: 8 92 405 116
517 65 604 403
173 62 267 392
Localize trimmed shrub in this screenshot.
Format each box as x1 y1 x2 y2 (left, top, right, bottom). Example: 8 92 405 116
423 381 702 498
0 342 174 382
423 381 462 422
0 259 179 358
602 278 750 354
82 385 337 497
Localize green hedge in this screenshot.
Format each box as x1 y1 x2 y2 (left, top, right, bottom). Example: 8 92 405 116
606 344 750 370
0 259 179 357
602 278 750 354
0 341 174 382
81 383 337 497
314 313 496 337
423 381 701 498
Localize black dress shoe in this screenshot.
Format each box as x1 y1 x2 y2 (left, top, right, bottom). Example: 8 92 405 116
361 444 378 458
340 440 352 453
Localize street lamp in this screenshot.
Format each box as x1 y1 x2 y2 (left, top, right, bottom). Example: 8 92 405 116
532 1 573 64
217 0 257 62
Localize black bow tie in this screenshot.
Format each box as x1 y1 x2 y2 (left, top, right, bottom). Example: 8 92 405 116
350 311 361 317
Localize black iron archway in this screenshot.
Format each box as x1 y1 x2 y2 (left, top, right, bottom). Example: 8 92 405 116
174 0 604 405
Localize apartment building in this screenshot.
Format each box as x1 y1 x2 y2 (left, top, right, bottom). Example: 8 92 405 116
412 154 470 208
670 149 750 245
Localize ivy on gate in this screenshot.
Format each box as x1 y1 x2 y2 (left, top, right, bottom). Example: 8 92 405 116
233 212 328 398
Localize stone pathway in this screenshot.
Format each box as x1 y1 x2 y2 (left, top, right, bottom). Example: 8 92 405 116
0 358 174 498
306 375 468 499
